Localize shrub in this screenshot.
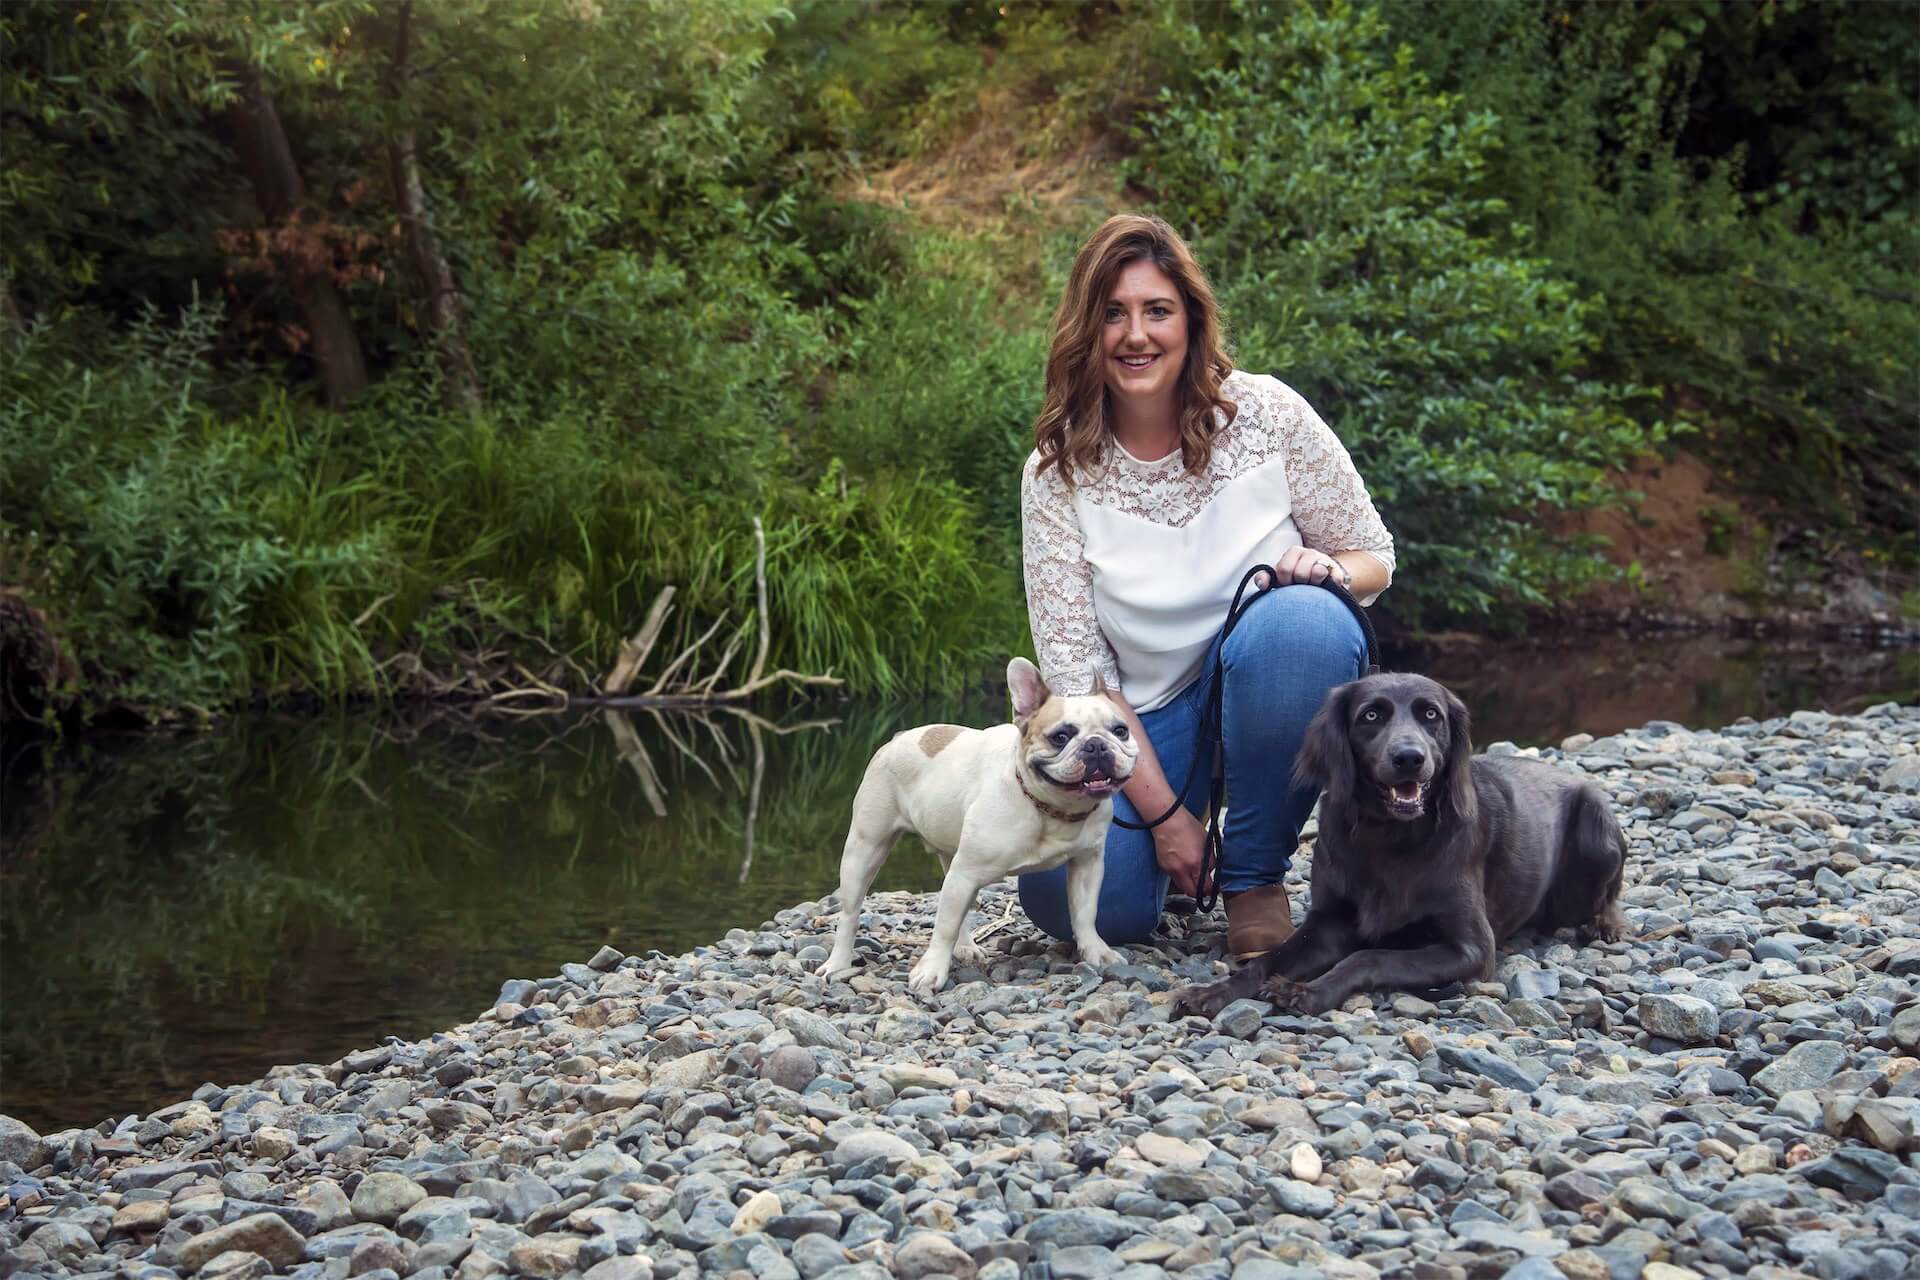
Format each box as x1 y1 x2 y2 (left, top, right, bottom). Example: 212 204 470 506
0 302 389 712
1134 0 1670 621
1388 0 1919 558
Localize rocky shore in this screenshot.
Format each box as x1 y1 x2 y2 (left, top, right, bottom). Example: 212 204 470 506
3 703 1918 1280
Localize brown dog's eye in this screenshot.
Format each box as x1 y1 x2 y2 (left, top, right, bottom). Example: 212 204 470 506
1424 707 1440 720
1361 709 1380 723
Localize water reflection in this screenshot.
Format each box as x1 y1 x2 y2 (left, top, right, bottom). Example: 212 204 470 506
0 701 963 1135
1 632 1911 1132
1417 631 1915 746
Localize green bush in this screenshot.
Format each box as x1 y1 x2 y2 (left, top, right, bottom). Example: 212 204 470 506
1 304 389 711
1388 0 1919 557
1 293 1022 713
1134 0 1670 620
807 235 1050 532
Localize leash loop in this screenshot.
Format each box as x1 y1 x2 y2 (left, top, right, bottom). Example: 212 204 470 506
1108 569 1380 913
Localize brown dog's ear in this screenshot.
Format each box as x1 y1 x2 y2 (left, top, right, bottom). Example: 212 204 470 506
1293 681 1357 812
1437 685 1477 825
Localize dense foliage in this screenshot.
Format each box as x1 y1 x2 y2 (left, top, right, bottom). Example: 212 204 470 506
1135 1 1669 613
2 0 1911 719
1387 0 1919 560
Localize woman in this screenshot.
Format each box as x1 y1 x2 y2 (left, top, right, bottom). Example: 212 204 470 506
1018 214 1395 958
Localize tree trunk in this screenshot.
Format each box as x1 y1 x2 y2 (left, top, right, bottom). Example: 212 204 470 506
387 1 483 414
223 68 368 408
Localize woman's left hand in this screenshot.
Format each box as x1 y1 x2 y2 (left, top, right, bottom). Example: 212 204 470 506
1251 546 1350 590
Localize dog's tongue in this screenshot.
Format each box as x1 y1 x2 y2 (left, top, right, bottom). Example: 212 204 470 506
1392 780 1421 803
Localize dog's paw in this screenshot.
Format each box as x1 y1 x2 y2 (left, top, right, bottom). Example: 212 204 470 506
907 954 951 995
1077 942 1122 969
1262 976 1334 1015
1168 980 1236 1020
953 936 990 967
1589 905 1630 944
815 953 859 981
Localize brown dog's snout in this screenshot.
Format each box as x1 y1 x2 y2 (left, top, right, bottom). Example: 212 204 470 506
1387 743 1427 777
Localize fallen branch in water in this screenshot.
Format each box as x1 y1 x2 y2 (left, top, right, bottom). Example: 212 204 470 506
604 587 677 698
587 515 841 707
475 517 841 713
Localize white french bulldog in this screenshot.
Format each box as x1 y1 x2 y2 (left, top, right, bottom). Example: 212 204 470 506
818 657 1139 994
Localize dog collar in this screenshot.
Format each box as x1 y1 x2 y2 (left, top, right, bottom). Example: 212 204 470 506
1016 769 1096 823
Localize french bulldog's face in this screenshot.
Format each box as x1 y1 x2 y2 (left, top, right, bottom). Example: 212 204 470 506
1007 658 1138 797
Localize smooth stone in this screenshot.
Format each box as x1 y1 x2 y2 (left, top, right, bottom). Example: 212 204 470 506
1289 1145 1322 1183
1890 1004 1920 1055
1050 1245 1119 1280
1 1115 54 1171
179 1214 309 1274
351 1174 428 1226
777 1008 855 1053
1639 993 1720 1044
832 1130 917 1167
200 1250 272 1280
890 1233 975 1279
1136 1133 1205 1170
650 1049 723 1091
1267 1180 1335 1218
1752 1040 1850 1097
1214 1000 1266 1040
732 1189 781 1235
1021 1208 1133 1247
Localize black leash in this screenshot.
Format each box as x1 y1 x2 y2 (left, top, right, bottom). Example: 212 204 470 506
1109 569 1380 913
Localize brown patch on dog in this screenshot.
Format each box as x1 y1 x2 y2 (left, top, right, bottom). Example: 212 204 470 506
919 725 964 758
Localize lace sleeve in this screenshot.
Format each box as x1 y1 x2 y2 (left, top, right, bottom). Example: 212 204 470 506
1021 456 1123 697
1277 384 1397 605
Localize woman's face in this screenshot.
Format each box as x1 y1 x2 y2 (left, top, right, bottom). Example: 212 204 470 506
1099 258 1188 412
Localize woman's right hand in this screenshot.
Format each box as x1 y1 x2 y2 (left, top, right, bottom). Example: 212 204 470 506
1153 808 1212 899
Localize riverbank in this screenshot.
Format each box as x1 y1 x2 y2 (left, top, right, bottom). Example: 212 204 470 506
3 703 1917 1280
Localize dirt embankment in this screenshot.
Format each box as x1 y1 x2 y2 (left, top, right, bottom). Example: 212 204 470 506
1548 451 1915 641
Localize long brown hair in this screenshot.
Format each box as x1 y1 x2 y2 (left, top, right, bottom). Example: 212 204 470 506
1033 215 1236 486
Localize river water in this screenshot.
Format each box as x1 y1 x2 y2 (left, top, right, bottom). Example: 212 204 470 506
2 631 1911 1132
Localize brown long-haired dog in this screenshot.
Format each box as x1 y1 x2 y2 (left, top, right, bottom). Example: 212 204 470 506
1032 214 1238 485
1174 673 1628 1018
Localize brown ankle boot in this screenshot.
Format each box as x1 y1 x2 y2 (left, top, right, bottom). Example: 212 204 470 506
1225 883 1295 958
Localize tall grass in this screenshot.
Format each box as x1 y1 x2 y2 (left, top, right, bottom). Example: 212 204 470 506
1 306 392 711
2 294 1026 716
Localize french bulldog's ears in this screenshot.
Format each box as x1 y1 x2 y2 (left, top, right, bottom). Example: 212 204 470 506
1089 668 1109 697
1007 657 1050 723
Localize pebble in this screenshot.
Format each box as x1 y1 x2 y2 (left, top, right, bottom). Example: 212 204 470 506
1289 1143 1322 1183
3 703 1916 1280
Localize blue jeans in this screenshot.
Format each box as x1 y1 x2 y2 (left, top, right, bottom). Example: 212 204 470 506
1017 585 1368 944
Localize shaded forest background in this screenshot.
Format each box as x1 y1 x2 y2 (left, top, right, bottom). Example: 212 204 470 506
3 0 1914 721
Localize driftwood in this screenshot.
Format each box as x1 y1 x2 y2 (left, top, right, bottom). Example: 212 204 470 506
490 516 841 713
603 587 676 698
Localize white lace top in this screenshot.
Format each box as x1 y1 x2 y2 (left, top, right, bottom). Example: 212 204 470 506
1021 370 1396 712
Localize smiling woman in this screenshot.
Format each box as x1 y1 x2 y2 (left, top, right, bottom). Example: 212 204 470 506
1100 260 1191 437
1016 214 1395 959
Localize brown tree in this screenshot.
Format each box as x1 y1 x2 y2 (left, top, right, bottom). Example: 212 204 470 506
223 65 369 408
385 0 482 414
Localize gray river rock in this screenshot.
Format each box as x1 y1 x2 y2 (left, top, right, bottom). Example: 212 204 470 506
1 702 1916 1280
